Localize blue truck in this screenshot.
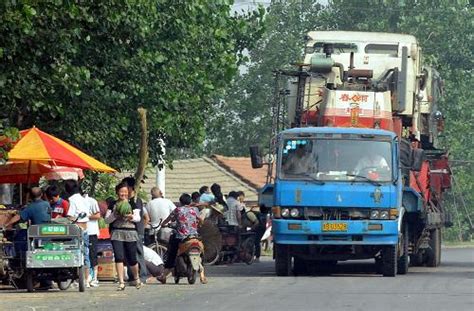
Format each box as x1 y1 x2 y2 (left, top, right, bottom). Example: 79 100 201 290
250 31 451 277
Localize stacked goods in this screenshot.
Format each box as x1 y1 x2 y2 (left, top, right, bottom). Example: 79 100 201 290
96 240 116 281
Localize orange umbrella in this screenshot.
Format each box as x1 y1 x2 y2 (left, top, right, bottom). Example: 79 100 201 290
7 127 116 173
0 161 84 183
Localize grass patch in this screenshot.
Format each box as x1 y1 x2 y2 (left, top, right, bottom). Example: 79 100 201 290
442 240 474 248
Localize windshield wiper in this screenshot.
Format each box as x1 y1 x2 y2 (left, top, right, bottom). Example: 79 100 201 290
301 173 325 185
346 174 381 186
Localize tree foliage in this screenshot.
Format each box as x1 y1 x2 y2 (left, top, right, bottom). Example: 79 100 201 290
206 1 327 155
0 0 264 168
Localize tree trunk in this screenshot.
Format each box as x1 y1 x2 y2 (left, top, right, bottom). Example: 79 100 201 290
134 107 149 193
89 172 99 197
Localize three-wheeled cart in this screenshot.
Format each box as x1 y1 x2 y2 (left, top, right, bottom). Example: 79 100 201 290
25 223 86 292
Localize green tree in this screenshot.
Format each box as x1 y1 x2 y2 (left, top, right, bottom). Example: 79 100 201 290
0 0 264 169
206 0 326 155
0 122 19 162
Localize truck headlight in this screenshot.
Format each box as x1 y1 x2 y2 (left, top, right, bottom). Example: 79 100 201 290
281 208 290 218
370 210 380 219
380 210 389 220
290 208 300 218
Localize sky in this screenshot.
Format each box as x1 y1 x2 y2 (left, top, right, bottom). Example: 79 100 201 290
232 0 271 14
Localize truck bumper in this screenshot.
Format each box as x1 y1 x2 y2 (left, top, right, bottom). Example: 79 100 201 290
273 219 398 245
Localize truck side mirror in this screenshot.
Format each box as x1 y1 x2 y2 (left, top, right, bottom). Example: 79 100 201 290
412 149 425 172
249 145 263 169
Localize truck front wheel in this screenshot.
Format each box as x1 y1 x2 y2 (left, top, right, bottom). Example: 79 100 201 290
382 245 397 277
293 257 307 276
275 244 291 276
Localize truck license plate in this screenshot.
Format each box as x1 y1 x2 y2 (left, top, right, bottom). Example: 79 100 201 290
322 222 348 232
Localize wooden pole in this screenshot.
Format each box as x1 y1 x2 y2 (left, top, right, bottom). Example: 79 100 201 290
134 108 149 194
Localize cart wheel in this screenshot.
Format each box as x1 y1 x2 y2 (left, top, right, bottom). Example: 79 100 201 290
78 266 85 292
26 271 34 292
203 244 220 266
150 243 168 263
58 279 72 290
241 238 256 265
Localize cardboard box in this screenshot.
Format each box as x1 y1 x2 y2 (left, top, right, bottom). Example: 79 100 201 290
97 261 116 281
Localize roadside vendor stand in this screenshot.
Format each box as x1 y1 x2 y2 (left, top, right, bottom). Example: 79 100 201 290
0 126 116 289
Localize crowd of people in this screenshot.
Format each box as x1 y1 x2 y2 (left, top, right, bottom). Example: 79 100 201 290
3 177 268 291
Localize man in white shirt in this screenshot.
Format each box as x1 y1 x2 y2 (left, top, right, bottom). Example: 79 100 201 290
225 191 242 227
65 180 92 287
354 153 389 175
143 245 165 282
283 144 313 175
145 187 176 244
147 187 176 226
84 194 101 287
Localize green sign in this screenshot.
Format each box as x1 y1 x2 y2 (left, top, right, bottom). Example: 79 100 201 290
40 225 67 235
34 254 72 261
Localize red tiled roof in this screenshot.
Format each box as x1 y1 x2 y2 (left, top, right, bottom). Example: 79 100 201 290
164 157 259 202
211 155 269 189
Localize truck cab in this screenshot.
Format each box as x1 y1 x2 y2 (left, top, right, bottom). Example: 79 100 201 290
263 127 405 276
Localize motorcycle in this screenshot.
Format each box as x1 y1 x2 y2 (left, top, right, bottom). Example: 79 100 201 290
174 237 204 284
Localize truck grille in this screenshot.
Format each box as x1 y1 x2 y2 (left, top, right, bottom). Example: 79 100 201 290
304 207 371 220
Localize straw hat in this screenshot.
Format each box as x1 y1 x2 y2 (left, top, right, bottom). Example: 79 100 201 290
209 203 224 215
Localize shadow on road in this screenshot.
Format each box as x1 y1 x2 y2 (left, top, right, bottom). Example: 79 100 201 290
206 257 474 278
206 258 383 278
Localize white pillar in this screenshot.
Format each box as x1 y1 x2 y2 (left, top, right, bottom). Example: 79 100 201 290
156 138 166 196
157 165 166 197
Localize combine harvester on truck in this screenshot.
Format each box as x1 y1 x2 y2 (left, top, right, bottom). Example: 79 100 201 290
250 31 452 277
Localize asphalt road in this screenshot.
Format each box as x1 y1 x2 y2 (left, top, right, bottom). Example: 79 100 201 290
1 247 473 311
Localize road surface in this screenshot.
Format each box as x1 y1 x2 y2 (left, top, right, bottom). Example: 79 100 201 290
1 247 473 311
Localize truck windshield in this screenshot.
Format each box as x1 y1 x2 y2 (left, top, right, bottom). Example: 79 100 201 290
280 138 392 183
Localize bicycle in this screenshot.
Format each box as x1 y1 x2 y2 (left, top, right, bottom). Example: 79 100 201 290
146 220 169 262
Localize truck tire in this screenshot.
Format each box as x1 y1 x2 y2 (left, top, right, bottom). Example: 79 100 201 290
275 244 291 276
409 252 424 267
400 139 412 185
293 257 307 276
426 228 441 267
375 257 383 274
397 223 409 274
382 245 397 277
